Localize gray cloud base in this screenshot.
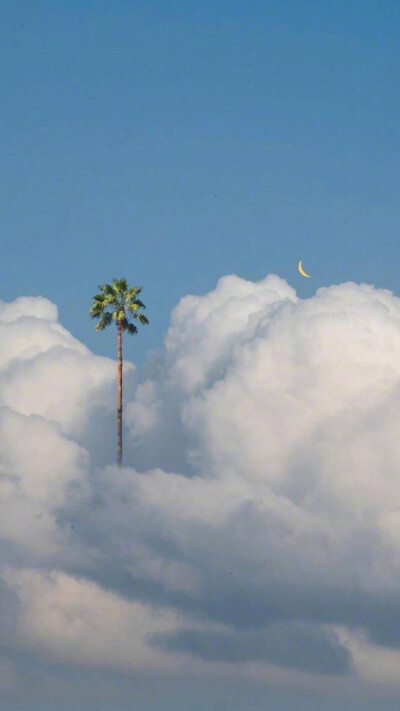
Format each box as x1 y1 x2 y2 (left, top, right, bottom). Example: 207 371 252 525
149 622 352 673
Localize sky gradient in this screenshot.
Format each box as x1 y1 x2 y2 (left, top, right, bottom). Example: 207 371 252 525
2 1 400 709
2 0 400 362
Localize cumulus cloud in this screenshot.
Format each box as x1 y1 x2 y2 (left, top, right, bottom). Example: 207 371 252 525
2 276 400 703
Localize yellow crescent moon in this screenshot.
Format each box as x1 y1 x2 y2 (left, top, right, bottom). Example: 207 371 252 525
298 260 311 278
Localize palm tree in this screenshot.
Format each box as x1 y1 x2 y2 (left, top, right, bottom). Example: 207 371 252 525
90 277 149 466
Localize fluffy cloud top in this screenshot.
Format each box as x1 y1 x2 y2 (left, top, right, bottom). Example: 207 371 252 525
2 276 400 703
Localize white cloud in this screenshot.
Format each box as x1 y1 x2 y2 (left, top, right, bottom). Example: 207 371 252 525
0 295 58 324
164 273 297 394
2 277 400 700
4 567 180 672
0 408 88 558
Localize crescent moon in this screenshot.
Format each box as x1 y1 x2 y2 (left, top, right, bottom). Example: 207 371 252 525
298 260 311 278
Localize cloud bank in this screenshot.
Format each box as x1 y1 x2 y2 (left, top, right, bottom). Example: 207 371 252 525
2 276 400 703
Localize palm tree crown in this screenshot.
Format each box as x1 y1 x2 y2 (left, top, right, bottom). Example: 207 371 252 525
90 277 149 332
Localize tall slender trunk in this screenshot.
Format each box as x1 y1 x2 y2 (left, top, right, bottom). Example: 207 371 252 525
117 322 123 466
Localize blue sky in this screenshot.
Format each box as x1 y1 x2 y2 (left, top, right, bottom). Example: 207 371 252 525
2 2 400 709
2 0 400 363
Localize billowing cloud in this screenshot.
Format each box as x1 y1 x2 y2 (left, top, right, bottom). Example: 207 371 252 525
2 276 400 704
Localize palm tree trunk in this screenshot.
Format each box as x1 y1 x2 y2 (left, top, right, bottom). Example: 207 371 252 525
117 322 123 466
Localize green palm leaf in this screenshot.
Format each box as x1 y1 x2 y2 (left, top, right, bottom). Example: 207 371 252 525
90 277 149 335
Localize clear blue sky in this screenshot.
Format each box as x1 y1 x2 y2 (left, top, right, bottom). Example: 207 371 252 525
1 0 399 364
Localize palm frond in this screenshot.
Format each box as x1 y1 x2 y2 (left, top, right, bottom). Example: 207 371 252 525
90 306 103 319
133 313 149 325
113 277 128 293
100 283 117 297
126 299 146 313
124 322 138 335
95 312 113 330
126 286 142 299
90 277 149 333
